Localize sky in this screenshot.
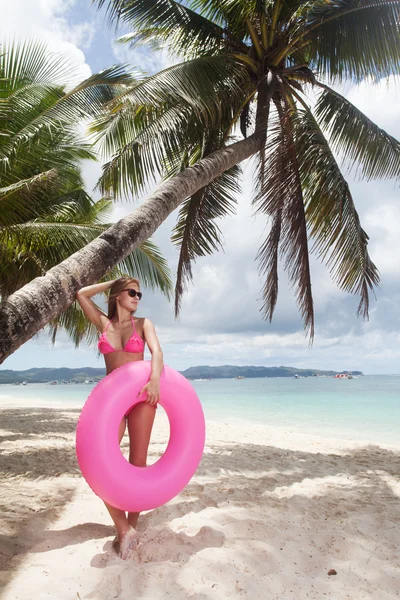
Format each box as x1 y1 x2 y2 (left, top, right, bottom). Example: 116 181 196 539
0 0 399 374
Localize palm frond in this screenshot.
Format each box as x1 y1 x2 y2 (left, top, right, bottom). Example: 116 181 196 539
93 55 251 198
93 101 201 197
94 0 247 58
70 64 133 92
0 38 77 90
116 30 166 53
254 97 314 337
192 0 265 40
91 96 194 158
301 0 400 82
0 168 58 200
172 161 241 316
0 213 172 299
0 126 98 226
254 109 285 322
0 40 131 165
0 169 61 227
48 301 102 348
0 223 108 293
112 239 173 298
41 191 113 224
111 54 250 121
292 103 380 317
257 209 282 321
315 84 400 181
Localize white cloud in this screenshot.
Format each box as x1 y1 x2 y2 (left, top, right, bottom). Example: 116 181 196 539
111 40 180 75
0 0 93 82
363 202 400 277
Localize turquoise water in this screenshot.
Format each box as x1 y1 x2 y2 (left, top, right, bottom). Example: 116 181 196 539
1 375 399 446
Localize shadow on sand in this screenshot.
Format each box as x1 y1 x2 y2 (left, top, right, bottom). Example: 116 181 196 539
1 407 399 599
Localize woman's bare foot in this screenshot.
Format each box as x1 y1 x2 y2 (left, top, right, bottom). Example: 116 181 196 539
116 526 137 560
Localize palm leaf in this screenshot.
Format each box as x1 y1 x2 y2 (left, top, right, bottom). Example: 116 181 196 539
172 160 241 315
254 109 286 322
0 126 97 227
48 301 102 348
315 84 400 181
94 0 247 58
116 29 166 53
93 55 251 198
257 209 282 322
114 239 173 298
300 0 400 82
0 220 172 298
255 98 314 337
0 169 62 227
192 0 265 39
0 38 77 90
292 104 380 317
93 101 201 197
0 40 131 164
91 97 197 161
110 54 250 122
44 191 113 224
0 168 57 200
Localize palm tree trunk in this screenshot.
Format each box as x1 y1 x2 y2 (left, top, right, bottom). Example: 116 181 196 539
0 131 265 363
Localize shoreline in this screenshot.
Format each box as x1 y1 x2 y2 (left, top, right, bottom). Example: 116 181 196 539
0 397 399 452
0 404 399 599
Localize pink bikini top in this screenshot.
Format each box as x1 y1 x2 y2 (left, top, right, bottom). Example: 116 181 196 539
98 316 145 355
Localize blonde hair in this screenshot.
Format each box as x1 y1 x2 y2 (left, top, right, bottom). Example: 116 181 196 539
107 277 140 320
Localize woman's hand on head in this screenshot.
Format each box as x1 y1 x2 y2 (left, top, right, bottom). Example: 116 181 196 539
138 379 160 406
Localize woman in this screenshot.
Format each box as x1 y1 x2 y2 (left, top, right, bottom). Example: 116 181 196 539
76 277 163 559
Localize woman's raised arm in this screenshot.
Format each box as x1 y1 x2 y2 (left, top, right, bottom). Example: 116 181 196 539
76 281 114 330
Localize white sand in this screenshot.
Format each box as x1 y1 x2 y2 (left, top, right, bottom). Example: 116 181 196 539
0 405 399 600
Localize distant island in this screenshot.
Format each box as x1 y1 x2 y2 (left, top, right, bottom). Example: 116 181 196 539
0 365 363 384
180 365 363 379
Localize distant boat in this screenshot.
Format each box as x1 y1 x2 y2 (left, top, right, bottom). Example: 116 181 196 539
235 376 245 380
84 379 90 384
22 381 27 385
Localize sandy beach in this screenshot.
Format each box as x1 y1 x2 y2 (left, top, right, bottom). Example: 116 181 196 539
0 403 399 600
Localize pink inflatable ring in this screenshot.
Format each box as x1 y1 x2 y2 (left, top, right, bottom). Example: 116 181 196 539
76 361 206 512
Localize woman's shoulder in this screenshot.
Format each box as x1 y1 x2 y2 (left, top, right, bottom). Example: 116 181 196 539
135 317 156 331
133 316 147 329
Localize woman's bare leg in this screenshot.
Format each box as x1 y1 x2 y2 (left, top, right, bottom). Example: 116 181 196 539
104 417 137 558
127 402 156 528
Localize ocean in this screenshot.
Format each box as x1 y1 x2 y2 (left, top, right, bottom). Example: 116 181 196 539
1 375 399 447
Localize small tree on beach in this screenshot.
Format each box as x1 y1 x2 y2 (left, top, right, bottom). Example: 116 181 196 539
0 39 172 348
1 0 400 363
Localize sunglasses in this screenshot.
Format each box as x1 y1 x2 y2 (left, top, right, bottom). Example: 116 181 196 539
122 289 143 300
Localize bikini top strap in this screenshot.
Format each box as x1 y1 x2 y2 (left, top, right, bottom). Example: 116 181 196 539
130 315 137 334
104 317 113 332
